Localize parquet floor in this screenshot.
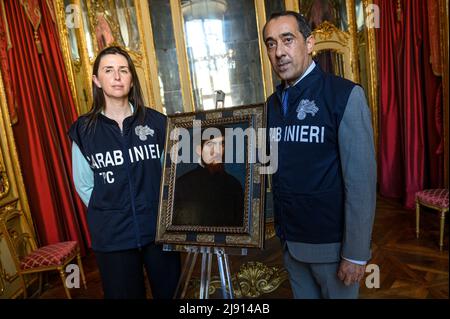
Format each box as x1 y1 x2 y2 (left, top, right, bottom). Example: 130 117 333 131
37 196 448 299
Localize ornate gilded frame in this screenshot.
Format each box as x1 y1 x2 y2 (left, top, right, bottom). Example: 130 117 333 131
156 104 266 248
312 21 354 80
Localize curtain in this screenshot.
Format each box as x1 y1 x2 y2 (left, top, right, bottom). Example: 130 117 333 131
376 0 444 209
2 0 90 253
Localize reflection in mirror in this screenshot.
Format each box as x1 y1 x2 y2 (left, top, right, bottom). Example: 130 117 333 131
182 0 264 110
95 13 115 50
69 26 80 60
68 27 80 61
87 0 141 53
114 0 140 50
148 0 183 114
355 0 365 32
299 0 348 31
80 0 94 59
312 50 345 77
64 0 80 61
92 0 118 51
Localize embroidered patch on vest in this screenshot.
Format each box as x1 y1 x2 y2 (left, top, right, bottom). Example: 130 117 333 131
296 99 319 120
135 125 154 141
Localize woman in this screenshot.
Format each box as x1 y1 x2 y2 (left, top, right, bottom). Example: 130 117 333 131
69 46 180 299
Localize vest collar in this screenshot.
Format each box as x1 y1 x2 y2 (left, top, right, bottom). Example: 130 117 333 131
275 63 324 104
98 102 137 128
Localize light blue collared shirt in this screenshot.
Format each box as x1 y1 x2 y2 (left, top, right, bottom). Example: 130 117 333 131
286 61 316 88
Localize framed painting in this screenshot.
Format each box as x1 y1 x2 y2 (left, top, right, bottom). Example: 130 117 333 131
156 104 267 248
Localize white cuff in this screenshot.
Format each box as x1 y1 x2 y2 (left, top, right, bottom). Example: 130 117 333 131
342 256 367 265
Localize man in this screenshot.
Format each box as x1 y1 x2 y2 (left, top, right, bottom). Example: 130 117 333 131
172 128 244 227
263 11 376 299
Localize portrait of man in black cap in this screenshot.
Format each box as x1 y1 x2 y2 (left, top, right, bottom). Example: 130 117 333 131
172 126 244 228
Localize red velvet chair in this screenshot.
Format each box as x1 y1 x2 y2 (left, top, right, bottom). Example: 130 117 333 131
0 209 87 298
415 189 449 251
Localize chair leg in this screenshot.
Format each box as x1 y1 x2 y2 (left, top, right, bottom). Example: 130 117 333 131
76 253 87 289
38 273 43 296
20 274 28 298
439 211 446 251
416 200 420 239
58 267 72 299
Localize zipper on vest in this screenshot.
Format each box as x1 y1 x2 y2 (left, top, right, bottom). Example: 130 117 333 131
120 126 142 249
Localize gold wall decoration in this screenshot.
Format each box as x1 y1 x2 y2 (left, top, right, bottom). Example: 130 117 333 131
0 259 5 295
235 261 288 298
185 261 288 298
312 21 355 81
1 58 36 298
285 0 300 12
346 0 360 83
363 0 379 157
54 0 378 122
55 0 159 114
0 159 9 200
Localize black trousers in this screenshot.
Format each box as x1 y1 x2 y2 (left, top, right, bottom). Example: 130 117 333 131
94 243 181 299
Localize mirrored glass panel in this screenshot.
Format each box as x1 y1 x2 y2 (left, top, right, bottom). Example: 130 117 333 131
313 50 345 77
299 0 348 31
93 1 117 50
80 0 94 59
182 0 265 110
149 0 184 114
265 0 285 90
114 0 141 50
355 0 365 32
64 0 80 61
264 0 285 20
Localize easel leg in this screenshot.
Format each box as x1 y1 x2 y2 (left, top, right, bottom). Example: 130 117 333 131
205 250 213 299
180 250 198 299
216 248 229 299
223 253 234 299
199 247 211 299
174 250 192 298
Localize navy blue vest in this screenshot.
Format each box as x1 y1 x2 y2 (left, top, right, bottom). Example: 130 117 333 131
267 65 356 243
68 107 166 252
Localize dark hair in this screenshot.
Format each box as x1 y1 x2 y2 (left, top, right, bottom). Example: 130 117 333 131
85 46 145 129
263 11 312 41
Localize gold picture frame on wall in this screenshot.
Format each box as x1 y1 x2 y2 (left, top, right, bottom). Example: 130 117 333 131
156 104 266 249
